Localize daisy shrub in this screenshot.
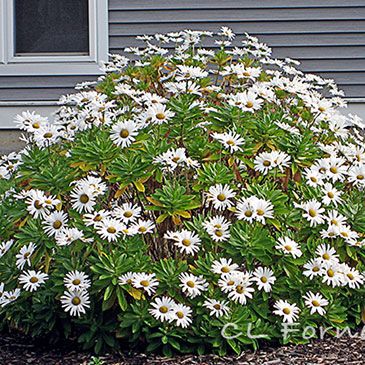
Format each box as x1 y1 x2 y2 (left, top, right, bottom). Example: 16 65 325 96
1 29 365 356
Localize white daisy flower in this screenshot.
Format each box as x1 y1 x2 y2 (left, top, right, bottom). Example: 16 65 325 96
55 228 85 246
295 200 325 227
43 211 68 237
0 239 14 258
206 184 236 210
149 296 175 322
110 120 140 148
303 292 329 316
303 258 324 279
118 272 135 286
321 183 342 207
1 288 21 307
316 243 339 264
341 266 364 289
325 210 347 227
211 258 239 275
132 273 159 296
275 237 302 258
113 202 141 224
253 267 276 292
347 164 365 187
130 219 155 235
179 273 209 298
15 242 37 270
303 168 324 188
254 151 290 175
83 210 110 227
70 186 96 213
203 299 230 318
202 215 231 242
18 270 48 292
64 271 91 291
60 289 90 317
95 218 125 242
273 300 300 323
211 131 245 153
164 230 201 255
321 262 344 287
228 90 263 112
227 276 255 305
169 303 192 328
145 103 175 125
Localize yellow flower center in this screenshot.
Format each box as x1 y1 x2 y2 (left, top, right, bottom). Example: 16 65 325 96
138 226 147 233
312 300 320 307
159 306 168 313
260 276 268 283
283 308 291 315
120 129 130 138
327 269 335 277
72 297 81 305
107 227 117 234
213 304 221 310
221 266 230 273
44 132 53 139
214 229 223 237
94 214 102 222
123 211 133 218
330 167 338 174
32 122 40 129
140 280 150 287
246 101 254 108
309 209 317 217
80 194 89 204
347 273 354 280
53 220 62 229
217 193 226 201
263 160 271 167
357 174 364 180
322 253 330 260
187 281 195 288
30 277 39 283
34 200 43 209
327 192 334 199
156 112 165 120
236 285 245 294
72 279 81 286
256 209 265 216
176 311 184 319
244 210 253 217
284 245 292 251
182 239 191 247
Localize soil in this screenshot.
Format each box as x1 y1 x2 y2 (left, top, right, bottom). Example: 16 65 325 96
1 331 365 365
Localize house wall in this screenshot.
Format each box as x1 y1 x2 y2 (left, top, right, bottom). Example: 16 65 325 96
0 0 365 128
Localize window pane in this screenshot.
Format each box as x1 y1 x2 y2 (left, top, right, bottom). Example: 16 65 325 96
15 0 89 55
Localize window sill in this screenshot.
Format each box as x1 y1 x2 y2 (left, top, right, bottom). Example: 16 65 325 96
0 62 105 76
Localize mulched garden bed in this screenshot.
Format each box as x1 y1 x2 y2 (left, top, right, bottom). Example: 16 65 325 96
1 332 364 365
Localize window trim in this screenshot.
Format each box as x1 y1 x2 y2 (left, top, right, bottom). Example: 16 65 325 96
0 0 108 76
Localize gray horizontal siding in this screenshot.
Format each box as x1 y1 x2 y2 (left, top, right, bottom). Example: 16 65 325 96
1 0 365 102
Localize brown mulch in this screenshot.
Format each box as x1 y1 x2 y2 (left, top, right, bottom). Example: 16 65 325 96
1 332 364 365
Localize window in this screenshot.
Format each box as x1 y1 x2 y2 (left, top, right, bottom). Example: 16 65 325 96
0 0 108 75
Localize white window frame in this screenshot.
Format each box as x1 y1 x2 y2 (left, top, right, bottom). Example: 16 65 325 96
0 0 108 76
